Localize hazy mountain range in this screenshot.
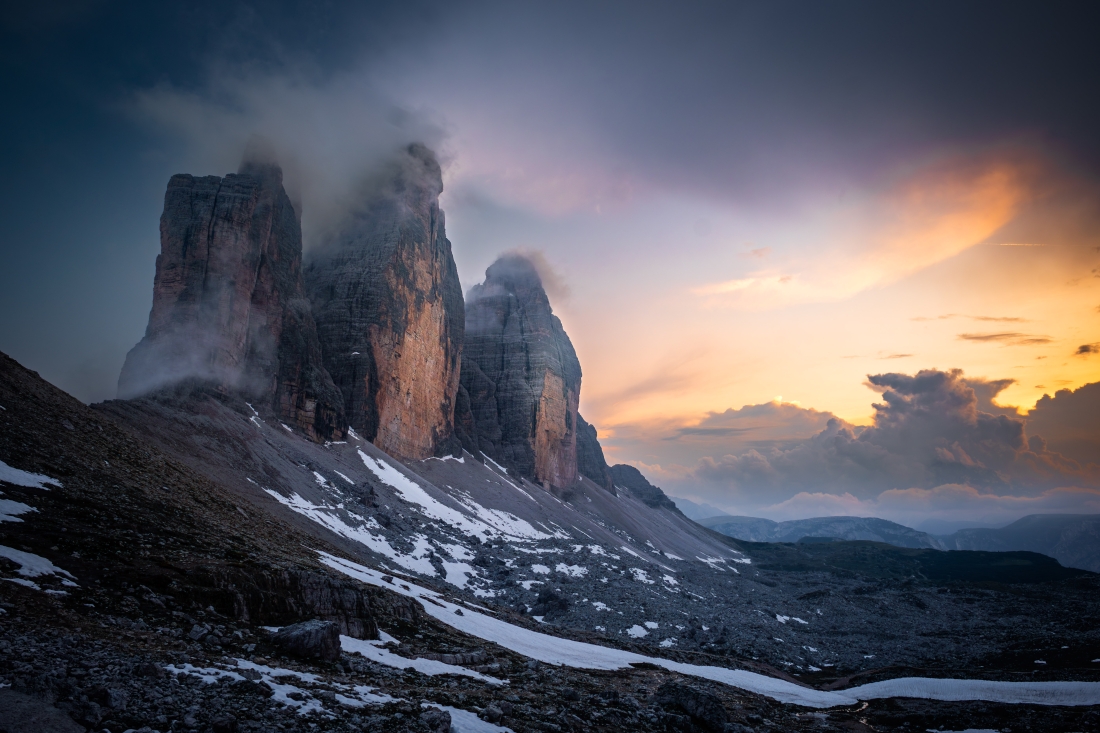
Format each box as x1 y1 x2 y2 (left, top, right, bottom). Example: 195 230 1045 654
680 501 1100 573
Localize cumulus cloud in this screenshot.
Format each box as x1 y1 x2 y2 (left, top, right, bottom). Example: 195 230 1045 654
1025 382 1100 466
670 401 846 446
757 485 1100 526
691 369 1098 506
965 377 1021 416
601 400 846 470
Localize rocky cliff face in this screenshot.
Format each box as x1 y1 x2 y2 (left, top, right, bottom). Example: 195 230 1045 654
118 146 344 441
305 144 464 461
610 464 680 512
458 255 582 490
577 413 614 492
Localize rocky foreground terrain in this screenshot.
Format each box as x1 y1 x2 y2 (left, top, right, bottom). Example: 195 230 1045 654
3 356 1100 733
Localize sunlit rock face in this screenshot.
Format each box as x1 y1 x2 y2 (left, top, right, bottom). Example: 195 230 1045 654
118 144 344 442
305 144 464 461
459 255 582 490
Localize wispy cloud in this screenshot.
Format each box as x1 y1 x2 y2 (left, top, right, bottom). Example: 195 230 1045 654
690 150 1036 309
957 332 1052 345
1076 343 1100 356
912 313 1028 322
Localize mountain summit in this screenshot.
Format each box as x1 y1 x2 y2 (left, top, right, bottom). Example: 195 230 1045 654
305 144 464 461
458 254 583 490
117 142 344 441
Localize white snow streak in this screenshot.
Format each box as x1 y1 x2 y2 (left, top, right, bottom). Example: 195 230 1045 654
0 498 35 523
359 450 549 541
340 636 504 685
0 459 61 489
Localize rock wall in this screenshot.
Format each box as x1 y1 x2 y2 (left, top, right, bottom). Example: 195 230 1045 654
118 146 344 441
576 414 614 492
610 464 681 512
459 255 582 489
305 144 464 461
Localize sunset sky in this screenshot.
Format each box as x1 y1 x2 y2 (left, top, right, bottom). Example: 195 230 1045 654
2 1 1098 528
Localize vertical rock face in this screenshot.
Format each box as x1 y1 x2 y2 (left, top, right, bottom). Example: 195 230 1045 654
576 414 614 492
610 464 680 512
459 255 582 489
305 144 464 461
118 146 344 441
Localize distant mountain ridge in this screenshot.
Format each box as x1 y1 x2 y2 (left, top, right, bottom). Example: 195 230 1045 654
945 514 1100 574
697 512 1100 573
699 515 943 549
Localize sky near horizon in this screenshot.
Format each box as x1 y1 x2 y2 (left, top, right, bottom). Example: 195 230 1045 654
1 1 1098 527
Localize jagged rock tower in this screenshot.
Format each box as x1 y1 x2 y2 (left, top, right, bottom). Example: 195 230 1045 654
118 140 344 442
457 254 586 490
576 414 615 491
305 144 465 461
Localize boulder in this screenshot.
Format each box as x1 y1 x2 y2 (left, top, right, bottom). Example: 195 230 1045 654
654 682 730 731
0 689 84 733
270 619 341 662
420 708 452 733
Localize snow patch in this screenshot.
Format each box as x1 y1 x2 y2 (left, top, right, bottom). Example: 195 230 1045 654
264 489 438 578
341 636 504 685
626 625 648 638
0 545 77 585
0 498 36 523
0 460 61 489
425 703 516 733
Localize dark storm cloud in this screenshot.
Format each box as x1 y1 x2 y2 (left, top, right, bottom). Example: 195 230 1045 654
1026 382 1100 466
694 369 1098 503
420 1 1100 207
965 377 1020 417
